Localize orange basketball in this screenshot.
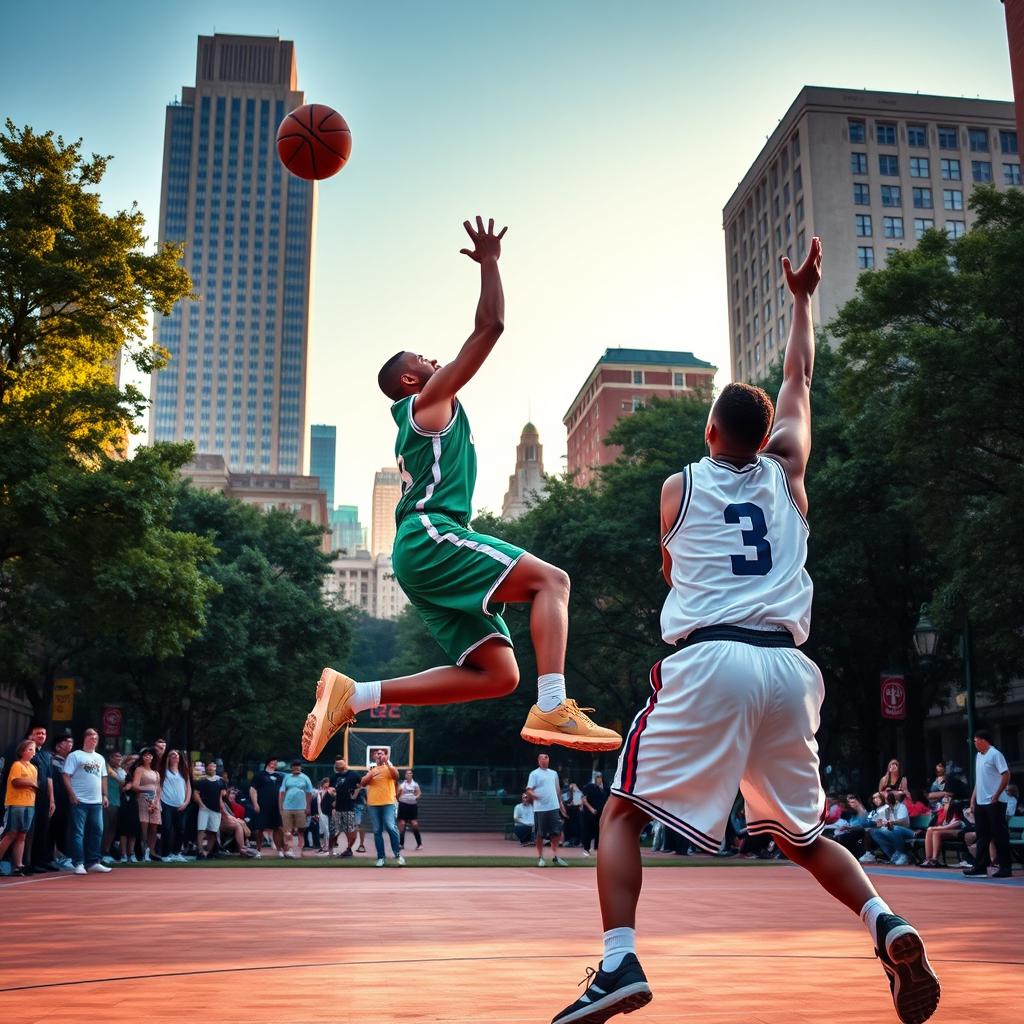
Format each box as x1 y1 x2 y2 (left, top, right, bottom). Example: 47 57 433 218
276 103 352 181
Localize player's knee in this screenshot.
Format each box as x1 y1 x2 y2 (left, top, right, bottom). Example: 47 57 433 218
493 661 520 696
546 565 570 600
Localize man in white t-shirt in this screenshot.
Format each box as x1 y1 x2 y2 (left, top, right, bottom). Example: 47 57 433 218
526 753 568 867
513 792 535 846
63 729 110 875
964 729 1011 878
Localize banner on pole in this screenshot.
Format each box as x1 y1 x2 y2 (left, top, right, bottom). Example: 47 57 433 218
880 674 907 720
52 678 76 722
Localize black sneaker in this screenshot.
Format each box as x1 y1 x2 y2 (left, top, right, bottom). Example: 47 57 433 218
551 953 652 1024
340 848 353 858
873 913 940 1024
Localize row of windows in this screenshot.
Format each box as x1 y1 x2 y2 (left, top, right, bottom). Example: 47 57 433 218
849 119 1017 155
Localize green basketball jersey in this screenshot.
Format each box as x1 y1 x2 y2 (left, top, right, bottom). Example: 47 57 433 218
392 396 477 527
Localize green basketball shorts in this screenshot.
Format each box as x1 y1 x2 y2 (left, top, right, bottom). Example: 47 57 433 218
392 512 527 665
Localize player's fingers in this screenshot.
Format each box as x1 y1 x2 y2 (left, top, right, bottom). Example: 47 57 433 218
476 215 485 233
460 248 473 256
463 220 476 239
487 217 494 235
497 226 508 239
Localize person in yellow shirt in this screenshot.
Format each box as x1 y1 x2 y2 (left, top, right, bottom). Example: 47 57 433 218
1 739 40 876
361 748 403 867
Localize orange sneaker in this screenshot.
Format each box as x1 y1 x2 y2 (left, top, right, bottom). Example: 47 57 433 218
520 700 621 752
301 668 356 760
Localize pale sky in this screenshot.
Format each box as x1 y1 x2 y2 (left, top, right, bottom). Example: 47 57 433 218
1 1 1013 524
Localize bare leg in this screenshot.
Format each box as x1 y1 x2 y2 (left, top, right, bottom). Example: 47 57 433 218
490 554 569 675
381 638 519 705
597 796 651 929
12 834 27 868
773 834 877 915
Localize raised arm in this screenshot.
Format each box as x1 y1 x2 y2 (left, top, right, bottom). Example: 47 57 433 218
413 217 507 431
763 236 822 516
659 472 684 586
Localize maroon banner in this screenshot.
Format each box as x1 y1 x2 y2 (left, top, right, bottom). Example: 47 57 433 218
880 675 906 720
101 705 124 737
369 703 402 720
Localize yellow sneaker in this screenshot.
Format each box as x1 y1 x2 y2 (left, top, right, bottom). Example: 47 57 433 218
301 667 356 760
520 700 621 752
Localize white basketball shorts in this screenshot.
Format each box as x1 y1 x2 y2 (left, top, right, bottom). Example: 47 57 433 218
611 636 826 851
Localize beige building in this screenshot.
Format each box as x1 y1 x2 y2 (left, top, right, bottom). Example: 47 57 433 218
371 468 402 557
325 553 409 620
151 34 316 475
723 87 1019 383
183 453 330 551
501 423 547 520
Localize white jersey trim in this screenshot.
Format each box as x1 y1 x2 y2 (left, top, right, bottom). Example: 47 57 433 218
456 630 512 666
482 552 525 615
418 514 515 568
761 455 809 531
662 467 692 545
408 395 461 438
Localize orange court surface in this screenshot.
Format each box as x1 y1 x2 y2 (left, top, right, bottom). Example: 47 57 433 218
1 836 1020 1024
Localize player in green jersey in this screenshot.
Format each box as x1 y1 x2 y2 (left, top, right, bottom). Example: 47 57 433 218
301 217 621 761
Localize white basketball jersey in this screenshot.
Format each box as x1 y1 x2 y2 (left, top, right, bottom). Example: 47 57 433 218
660 456 812 646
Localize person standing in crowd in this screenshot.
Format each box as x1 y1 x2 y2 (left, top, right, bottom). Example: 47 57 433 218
311 778 332 854
878 758 910 798
250 758 286 858
397 769 423 850
279 759 314 858
48 731 74 870
563 781 584 848
117 754 140 862
131 748 162 862
159 750 192 863
63 729 111 875
526 752 568 867
964 729 1012 878
353 778 368 852
152 738 168 775
513 791 535 846
330 757 362 858
0 723 54 874
195 760 226 859
580 773 608 857
101 750 125 865
0 739 40 876
362 748 403 867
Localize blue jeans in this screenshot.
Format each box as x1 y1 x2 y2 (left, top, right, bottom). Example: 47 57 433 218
69 803 104 867
870 825 915 858
368 804 401 859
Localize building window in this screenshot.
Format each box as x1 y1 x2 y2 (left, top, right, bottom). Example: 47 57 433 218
848 119 866 143
795 197 804 222
1000 130 1019 155
857 245 875 269
907 124 927 147
855 213 872 237
797 230 806 261
880 185 902 207
673 372 684 387
938 125 958 150
971 160 992 183
1004 163 1022 185
909 156 930 178
914 217 934 239
630 397 644 412
912 187 933 209
876 122 897 146
942 189 963 211
878 154 899 176
632 370 643 385
968 128 989 152
853 182 870 205
851 152 868 175
945 220 966 239
883 216 904 239
940 158 961 181
793 165 802 191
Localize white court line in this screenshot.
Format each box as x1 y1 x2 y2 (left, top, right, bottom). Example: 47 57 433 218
0 872 76 889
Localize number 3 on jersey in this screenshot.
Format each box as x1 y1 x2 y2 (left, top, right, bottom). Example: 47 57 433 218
724 502 773 576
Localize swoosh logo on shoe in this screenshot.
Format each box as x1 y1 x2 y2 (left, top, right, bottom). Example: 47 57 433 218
557 719 579 730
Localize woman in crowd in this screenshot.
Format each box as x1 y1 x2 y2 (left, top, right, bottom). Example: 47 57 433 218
159 749 192 862
131 747 162 861
878 758 910 798
904 788 932 818
117 754 140 861
862 790 913 864
0 739 39 876
102 750 126 864
920 797 964 867
397 768 423 850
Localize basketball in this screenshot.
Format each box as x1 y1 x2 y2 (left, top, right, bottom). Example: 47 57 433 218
276 103 352 180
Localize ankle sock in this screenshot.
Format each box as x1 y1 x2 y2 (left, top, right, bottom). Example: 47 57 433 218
602 926 636 972
859 896 891 941
537 673 566 713
351 680 382 714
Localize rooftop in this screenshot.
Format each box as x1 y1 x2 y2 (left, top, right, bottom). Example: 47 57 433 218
600 347 715 369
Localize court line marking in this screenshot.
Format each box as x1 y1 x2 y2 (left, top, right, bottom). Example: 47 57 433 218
0 873 76 889
3 950 1021 994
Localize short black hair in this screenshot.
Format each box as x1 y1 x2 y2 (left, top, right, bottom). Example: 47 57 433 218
974 728 993 743
378 351 410 401
712 382 775 451
291 759 302 767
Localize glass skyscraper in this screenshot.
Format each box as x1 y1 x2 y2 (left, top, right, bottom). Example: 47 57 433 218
151 34 315 473
309 423 336 509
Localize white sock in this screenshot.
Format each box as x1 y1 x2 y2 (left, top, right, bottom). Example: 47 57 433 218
537 673 566 712
859 896 892 941
350 680 382 714
602 927 636 972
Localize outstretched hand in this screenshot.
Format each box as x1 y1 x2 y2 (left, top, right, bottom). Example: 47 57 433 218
782 235 822 298
460 216 507 263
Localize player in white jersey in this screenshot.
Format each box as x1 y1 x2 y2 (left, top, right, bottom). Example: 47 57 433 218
550 238 940 1024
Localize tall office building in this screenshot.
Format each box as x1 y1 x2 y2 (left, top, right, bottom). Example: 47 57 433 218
150 34 315 473
371 468 402 557
723 87 1018 383
309 424 336 508
501 423 547 520
331 504 366 554
563 348 716 488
